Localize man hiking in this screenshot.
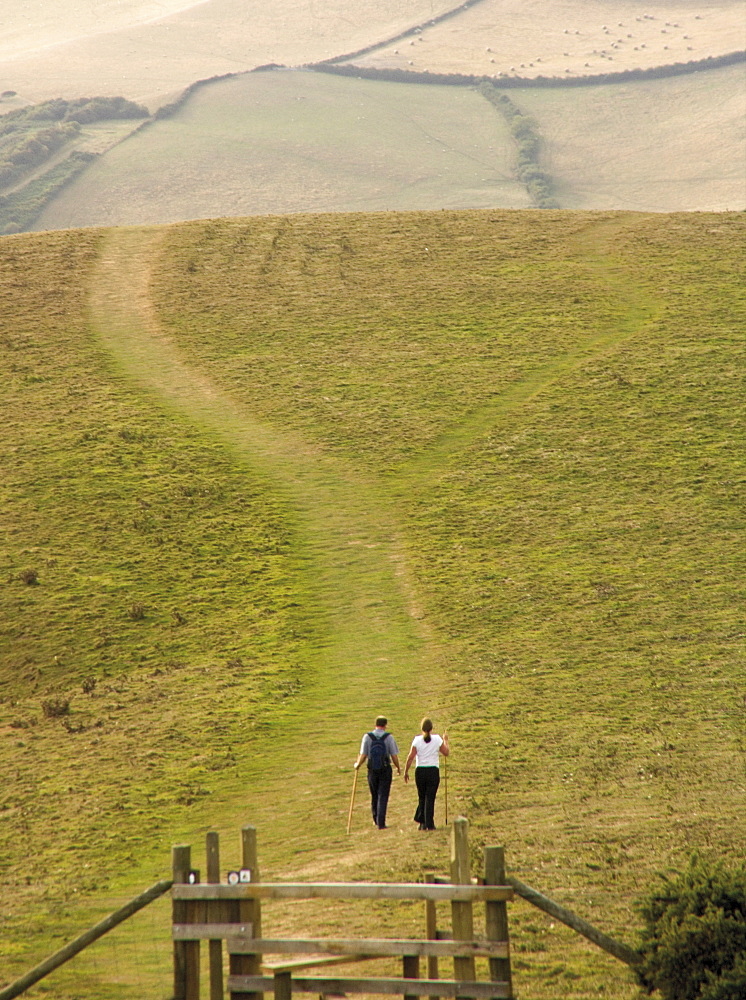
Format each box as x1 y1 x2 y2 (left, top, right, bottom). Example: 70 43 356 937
354 716 400 829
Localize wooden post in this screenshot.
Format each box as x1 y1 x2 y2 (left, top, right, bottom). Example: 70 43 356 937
403 954 420 1000
484 848 512 998
424 872 439 1000
207 832 224 1000
229 825 263 1000
273 971 292 1000
449 818 475 985
173 844 200 1000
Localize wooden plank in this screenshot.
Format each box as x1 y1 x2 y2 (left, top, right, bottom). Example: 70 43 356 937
264 955 371 973
274 971 292 1000
173 883 513 903
172 930 507 959
450 819 476 985
484 848 512 999
425 873 439 991
231 825 263 1000
206 831 225 1000
226 977 511 999
506 875 641 968
403 954 420 1000
0 880 173 1000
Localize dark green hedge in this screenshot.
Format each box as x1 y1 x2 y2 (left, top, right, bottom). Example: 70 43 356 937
636 856 746 1000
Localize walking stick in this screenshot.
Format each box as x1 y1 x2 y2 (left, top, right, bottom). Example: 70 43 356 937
443 753 449 825
346 767 359 835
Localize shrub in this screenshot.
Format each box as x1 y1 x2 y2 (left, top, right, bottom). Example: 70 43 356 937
41 697 70 718
128 602 146 620
636 856 746 1000
18 568 38 585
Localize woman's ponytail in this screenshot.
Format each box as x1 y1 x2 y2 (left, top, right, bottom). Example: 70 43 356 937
421 716 433 743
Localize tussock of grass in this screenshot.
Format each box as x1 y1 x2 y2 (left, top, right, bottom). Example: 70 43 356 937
0 210 744 999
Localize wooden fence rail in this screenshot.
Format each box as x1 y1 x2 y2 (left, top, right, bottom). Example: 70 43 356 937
225 976 512 998
172 883 513 902
0 879 173 1000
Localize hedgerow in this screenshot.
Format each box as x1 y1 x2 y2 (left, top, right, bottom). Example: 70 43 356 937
478 83 558 208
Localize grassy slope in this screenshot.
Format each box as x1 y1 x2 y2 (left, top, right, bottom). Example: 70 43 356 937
515 63 746 211
0 210 744 998
32 71 527 232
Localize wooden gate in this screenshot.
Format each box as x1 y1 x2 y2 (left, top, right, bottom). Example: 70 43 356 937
171 817 514 1000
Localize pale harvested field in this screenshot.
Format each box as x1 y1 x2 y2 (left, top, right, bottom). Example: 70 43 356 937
354 0 746 80
32 71 529 231
516 63 746 211
0 0 455 109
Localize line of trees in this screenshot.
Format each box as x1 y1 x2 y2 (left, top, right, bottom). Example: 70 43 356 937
310 49 745 89
0 151 96 234
478 84 558 209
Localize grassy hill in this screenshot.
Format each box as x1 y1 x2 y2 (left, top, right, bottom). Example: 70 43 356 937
1 209 744 998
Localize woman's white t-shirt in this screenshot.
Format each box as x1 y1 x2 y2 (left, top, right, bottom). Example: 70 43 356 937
412 734 443 767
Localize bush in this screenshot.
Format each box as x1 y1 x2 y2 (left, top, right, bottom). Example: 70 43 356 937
18 568 38 585
636 856 746 1000
41 697 70 718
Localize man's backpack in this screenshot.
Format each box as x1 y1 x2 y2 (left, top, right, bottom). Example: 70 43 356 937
367 732 391 771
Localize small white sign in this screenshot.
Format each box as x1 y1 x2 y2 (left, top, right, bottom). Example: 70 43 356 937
227 870 240 885
239 868 252 883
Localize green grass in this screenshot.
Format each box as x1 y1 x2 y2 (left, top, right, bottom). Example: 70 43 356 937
31 70 528 231
0 210 744 999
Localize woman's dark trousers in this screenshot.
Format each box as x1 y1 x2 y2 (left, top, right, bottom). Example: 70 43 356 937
415 766 441 829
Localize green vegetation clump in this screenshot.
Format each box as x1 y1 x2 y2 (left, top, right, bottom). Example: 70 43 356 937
0 96 148 232
478 83 558 207
0 151 95 233
636 857 746 1000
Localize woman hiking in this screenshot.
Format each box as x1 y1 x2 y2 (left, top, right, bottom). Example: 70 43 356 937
403 717 449 830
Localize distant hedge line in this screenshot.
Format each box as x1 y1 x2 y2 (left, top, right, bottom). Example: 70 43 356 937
320 0 491 67
478 84 558 209
310 49 746 88
0 96 148 135
0 151 96 234
154 73 243 120
0 122 80 188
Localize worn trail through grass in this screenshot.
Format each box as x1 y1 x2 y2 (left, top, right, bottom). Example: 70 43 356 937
86 213 662 880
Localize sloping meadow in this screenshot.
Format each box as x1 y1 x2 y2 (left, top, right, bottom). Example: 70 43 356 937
0 210 744 996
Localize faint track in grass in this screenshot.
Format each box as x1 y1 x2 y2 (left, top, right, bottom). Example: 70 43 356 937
87 213 663 880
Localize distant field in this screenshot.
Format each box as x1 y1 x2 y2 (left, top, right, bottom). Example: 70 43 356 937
32 71 529 230
1 209 744 998
353 0 746 80
516 62 746 211
0 0 455 108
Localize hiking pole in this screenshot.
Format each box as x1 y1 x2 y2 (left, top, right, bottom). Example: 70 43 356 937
346 767 359 835
443 752 449 825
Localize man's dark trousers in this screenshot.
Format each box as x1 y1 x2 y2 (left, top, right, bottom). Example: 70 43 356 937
368 764 392 828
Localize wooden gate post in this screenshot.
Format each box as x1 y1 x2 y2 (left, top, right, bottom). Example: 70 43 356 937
173 844 200 1000
424 871 439 996
206 831 224 1000
449 817 476 984
484 847 512 998
229 825 263 1000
